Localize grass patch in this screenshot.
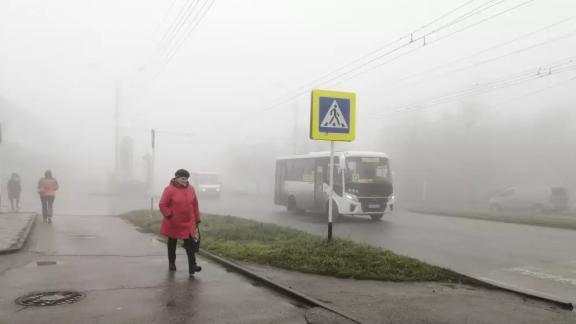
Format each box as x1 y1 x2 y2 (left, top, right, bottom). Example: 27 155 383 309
410 208 576 230
121 210 467 283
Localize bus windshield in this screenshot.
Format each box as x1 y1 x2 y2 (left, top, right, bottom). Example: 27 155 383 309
345 157 390 183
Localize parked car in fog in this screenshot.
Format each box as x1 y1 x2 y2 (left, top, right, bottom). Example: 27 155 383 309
489 186 569 213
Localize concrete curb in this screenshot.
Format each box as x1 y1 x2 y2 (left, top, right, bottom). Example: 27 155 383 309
0 213 37 255
466 274 574 311
199 247 574 314
198 249 363 324
445 269 574 311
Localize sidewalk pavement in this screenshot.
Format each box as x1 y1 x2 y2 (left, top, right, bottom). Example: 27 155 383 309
0 212 36 254
0 214 349 324
3 212 575 323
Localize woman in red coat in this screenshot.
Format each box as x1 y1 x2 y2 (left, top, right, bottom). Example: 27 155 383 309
159 169 202 276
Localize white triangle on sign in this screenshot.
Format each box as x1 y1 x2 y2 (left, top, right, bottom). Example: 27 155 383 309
321 100 349 129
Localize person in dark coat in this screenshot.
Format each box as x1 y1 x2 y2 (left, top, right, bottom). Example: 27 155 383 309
7 173 21 212
159 169 202 277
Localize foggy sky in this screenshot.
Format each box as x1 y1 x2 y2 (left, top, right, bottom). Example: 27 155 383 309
1 0 576 208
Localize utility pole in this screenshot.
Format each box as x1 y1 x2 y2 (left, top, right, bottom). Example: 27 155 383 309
292 101 298 154
150 128 156 215
0 122 2 212
114 82 121 184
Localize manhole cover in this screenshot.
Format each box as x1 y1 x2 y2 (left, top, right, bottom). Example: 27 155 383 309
15 291 85 306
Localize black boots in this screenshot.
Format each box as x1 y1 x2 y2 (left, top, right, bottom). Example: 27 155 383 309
189 264 202 277
190 264 202 273
169 263 201 274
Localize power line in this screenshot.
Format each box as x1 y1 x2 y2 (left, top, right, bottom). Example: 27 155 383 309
432 0 536 43
413 30 576 83
362 73 576 126
329 0 537 87
162 0 216 67
256 0 534 114
153 0 201 59
487 74 576 111
367 57 576 117
150 0 216 80
393 16 576 86
152 0 182 37
271 0 481 99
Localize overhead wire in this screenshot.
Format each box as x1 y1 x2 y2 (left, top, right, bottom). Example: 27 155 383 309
328 0 537 87
393 16 576 85
268 0 480 100
152 0 182 37
256 0 534 114
366 57 576 117
153 0 201 59
161 0 216 67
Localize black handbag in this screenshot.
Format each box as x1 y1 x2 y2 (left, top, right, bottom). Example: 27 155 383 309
186 224 200 252
193 225 201 252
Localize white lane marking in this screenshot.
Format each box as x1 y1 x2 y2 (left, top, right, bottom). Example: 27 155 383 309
510 267 576 286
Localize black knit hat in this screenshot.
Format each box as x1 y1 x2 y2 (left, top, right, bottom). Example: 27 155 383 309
174 169 190 178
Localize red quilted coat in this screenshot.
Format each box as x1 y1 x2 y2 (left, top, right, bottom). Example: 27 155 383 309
159 179 201 239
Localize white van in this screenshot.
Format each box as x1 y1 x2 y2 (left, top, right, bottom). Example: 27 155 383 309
489 186 569 213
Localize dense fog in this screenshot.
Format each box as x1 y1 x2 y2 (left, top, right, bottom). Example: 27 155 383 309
1 0 576 214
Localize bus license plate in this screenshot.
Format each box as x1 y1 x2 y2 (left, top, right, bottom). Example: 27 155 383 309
368 204 381 209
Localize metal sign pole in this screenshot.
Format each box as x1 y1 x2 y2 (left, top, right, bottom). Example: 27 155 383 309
328 140 334 241
310 89 355 241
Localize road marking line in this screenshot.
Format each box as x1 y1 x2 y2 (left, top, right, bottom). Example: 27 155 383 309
510 267 576 286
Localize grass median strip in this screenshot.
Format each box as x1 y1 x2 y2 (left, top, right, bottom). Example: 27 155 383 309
121 210 467 283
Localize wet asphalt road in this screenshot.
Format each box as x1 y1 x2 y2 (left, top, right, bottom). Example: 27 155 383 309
200 192 576 305
0 214 308 323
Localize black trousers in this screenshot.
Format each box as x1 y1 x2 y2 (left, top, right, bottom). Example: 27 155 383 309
40 196 55 219
167 236 197 272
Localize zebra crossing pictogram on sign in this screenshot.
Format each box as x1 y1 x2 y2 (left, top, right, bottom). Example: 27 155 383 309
320 100 349 129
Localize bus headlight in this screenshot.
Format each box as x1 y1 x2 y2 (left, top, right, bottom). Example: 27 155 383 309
345 193 359 202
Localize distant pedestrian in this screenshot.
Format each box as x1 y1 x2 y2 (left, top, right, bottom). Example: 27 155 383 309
159 169 202 277
7 173 21 212
38 170 59 223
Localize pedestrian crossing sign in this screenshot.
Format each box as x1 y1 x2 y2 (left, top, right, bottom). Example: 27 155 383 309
310 89 356 141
